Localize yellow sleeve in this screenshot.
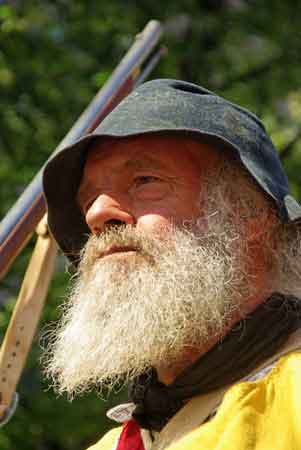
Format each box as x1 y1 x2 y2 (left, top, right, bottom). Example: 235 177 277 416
168 351 301 450
86 426 122 450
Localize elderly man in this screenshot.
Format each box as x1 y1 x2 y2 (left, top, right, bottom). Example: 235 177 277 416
43 80 301 450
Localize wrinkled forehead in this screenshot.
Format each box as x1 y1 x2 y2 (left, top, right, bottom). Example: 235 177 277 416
80 134 236 182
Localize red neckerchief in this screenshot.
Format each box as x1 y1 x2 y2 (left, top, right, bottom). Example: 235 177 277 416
116 419 145 450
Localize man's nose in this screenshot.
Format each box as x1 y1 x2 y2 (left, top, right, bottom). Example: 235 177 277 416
85 193 135 234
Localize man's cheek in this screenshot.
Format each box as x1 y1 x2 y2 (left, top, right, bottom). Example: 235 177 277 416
136 214 174 237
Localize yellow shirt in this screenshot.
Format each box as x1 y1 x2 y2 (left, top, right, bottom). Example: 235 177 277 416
87 350 301 450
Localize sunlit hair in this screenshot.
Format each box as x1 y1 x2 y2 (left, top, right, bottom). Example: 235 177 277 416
218 155 301 299
42 153 301 397
215 153 301 298
271 221 301 297
210 154 301 297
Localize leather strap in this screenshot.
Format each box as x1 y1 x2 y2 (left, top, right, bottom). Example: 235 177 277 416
0 215 57 422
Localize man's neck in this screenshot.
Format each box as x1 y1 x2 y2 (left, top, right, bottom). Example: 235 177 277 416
156 289 272 385
156 341 217 385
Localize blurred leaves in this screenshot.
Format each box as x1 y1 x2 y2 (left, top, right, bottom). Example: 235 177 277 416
1 0 301 448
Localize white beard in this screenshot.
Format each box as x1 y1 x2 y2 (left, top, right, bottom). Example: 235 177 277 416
43 219 255 397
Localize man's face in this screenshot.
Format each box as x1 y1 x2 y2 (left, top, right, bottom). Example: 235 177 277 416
77 134 222 243
44 135 275 396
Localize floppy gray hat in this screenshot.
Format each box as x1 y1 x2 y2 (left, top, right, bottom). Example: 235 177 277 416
43 79 301 263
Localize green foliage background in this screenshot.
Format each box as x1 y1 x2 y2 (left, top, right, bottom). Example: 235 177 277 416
0 1 301 449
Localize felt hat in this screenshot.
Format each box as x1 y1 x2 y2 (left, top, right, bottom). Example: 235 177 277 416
43 79 301 263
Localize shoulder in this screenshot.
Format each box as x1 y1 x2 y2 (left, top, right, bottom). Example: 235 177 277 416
219 351 301 439
268 350 301 384
165 352 301 450
86 426 123 450
224 350 301 408
268 350 301 400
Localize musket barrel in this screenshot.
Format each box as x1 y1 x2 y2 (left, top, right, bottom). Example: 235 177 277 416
0 20 163 279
